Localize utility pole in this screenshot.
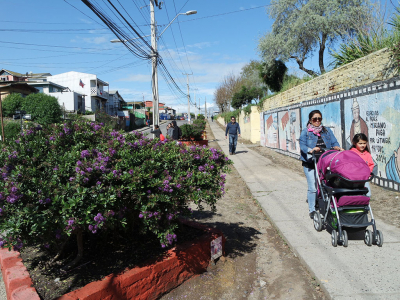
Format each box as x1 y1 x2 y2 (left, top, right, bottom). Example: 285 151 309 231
0 94 4 142
205 97 207 119
150 0 159 129
198 96 200 118
183 73 192 123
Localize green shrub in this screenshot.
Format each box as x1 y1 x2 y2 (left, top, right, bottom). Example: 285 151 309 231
0 121 231 268
197 114 205 120
3 122 21 143
180 123 194 140
22 93 62 125
2 94 24 118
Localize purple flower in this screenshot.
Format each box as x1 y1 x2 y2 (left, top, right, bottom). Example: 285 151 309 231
68 219 74 226
139 213 144 218
11 187 18 193
94 125 101 131
77 161 83 166
45 198 51 204
0 240 4 248
161 244 166 248
69 177 75 182
83 177 89 183
53 166 59 171
100 166 106 172
176 184 181 189
88 225 94 231
15 139 20 144
96 181 102 185
56 233 61 239
147 190 152 194
198 166 205 172
75 167 80 172
80 171 86 176
81 150 90 158
129 169 134 175
49 136 55 141
86 167 93 172
112 170 118 175
210 165 214 169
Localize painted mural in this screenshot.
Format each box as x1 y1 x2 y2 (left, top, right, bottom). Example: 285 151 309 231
264 113 279 148
344 91 400 183
278 109 301 154
301 101 342 148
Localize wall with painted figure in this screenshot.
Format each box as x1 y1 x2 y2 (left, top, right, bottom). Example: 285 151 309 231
301 101 342 148
260 112 265 147
278 109 301 154
264 113 279 148
344 91 400 183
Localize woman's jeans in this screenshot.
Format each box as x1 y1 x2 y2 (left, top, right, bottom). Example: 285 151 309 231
303 166 317 213
229 134 238 154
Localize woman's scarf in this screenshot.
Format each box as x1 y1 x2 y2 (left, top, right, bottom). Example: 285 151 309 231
307 123 323 136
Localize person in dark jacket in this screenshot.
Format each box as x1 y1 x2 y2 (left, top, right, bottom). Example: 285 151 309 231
171 120 181 140
150 125 162 139
225 116 241 155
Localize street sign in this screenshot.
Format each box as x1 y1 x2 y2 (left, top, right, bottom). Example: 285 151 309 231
23 114 32 120
15 110 26 115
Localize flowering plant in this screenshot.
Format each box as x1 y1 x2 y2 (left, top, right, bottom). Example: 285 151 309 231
0 121 231 267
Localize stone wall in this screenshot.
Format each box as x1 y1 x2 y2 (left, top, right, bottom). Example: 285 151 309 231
262 48 396 111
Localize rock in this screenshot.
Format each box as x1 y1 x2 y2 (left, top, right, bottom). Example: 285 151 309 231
220 256 226 262
54 278 60 282
260 280 267 287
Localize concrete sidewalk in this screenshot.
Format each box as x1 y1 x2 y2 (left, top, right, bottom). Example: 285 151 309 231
209 120 400 300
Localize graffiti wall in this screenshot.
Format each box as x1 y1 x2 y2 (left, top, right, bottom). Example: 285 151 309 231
278 109 301 154
301 101 342 148
260 112 265 147
344 91 400 182
264 113 279 148
261 77 400 191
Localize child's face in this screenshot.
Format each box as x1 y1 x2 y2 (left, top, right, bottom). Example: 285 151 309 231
356 140 367 152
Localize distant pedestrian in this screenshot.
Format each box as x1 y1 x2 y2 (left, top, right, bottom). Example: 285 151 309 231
150 125 162 139
147 118 151 127
171 120 182 140
211 115 214 122
225 116 241 155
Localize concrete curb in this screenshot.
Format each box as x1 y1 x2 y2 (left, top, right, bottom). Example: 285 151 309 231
0 220 224 300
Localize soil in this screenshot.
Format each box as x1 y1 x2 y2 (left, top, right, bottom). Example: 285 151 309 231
161 122 326 300
20 223 205 300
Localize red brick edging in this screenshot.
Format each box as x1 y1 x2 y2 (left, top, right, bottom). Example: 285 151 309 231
0 219 224 300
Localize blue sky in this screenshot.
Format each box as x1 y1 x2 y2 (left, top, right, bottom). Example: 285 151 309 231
0 0 394 115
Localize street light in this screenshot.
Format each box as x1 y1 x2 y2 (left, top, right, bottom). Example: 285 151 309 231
111 6 196 131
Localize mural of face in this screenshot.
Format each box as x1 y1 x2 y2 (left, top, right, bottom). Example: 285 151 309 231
352 99 360 123
395 145 400 175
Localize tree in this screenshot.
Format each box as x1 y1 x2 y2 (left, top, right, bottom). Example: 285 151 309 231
22 93 62 125
259 60 288 92
214 73 244 112
2 93 24 117
231 86 264 109
258 0 374 75
240 60 266 90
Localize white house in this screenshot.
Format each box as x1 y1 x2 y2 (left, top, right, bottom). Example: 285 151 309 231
48 71 109 113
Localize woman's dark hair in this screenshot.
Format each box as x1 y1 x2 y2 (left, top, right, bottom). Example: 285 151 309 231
351 133 370 152
308 110 322 123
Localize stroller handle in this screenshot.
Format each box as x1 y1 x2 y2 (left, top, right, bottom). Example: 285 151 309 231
311 147 334 163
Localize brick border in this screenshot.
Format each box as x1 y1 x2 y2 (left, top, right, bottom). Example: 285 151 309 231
0 219 224 300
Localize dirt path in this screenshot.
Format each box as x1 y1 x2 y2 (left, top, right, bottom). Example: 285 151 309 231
161 122 326 300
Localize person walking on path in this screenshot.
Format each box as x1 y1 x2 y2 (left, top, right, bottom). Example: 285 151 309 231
225 116 241 155
299 110 342 219
211 115 214 122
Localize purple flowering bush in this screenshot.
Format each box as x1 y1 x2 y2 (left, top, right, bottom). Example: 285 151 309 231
0 121 231 266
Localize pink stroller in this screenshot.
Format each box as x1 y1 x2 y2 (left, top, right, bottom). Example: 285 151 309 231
312 150 383 247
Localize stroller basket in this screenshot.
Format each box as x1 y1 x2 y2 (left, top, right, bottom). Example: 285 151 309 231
339 209 369 227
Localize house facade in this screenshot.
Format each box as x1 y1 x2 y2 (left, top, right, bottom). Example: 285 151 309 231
48 71 109 113
107 90 126 116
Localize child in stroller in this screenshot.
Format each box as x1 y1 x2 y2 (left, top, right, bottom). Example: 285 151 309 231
312 149 383 247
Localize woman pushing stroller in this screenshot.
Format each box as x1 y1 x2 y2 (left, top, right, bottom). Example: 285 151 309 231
299 110 343 219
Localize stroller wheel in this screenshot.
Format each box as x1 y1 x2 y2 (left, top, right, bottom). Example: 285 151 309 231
331 230 338 247
364 230 372 246
313 212 323 232
342 230 348 247
375 230 384 247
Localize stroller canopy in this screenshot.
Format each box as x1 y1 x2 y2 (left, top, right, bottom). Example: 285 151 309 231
317 150 371 181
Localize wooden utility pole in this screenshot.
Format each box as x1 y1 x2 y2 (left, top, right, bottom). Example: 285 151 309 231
0 94 4 142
